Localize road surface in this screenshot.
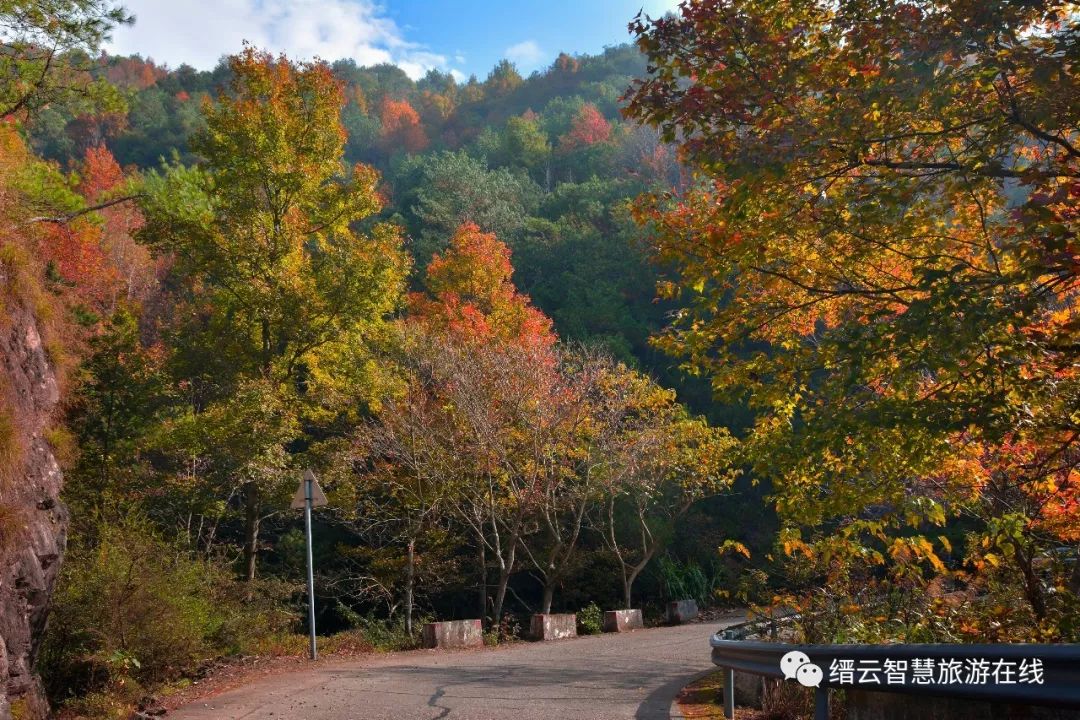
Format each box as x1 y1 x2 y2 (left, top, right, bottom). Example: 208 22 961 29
170 613 744 720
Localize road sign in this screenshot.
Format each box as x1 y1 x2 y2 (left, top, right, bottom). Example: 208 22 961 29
290 469 328 509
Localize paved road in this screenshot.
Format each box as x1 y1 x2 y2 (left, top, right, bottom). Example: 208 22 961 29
170 613 744 720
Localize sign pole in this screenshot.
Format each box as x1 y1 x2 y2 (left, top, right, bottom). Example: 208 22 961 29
292 469 327 661
304 471 317 660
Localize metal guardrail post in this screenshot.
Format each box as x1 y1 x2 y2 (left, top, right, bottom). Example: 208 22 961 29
814 687 829 720
723 666 735 719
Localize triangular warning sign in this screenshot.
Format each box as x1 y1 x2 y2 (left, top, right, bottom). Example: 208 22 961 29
291 469 328 509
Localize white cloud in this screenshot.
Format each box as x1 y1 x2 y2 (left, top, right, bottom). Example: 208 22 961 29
504 40 545 70
640 0 682 16
106 0 455 79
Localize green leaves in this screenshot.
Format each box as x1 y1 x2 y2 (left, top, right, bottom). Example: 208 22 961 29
142 49 409 393
1 0 132 118
626 0 1080 638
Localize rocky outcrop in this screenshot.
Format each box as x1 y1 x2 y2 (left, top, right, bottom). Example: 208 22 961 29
0 302 68 720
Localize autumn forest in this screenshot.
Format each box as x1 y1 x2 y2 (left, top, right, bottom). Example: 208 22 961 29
0 1 1077 718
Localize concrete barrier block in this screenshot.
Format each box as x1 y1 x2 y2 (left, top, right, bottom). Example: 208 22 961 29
603 609 644 633
530 613 577 640
667 599 699 624
422 619 483 649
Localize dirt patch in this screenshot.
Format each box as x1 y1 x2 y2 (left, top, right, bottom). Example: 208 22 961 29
676 670 769 720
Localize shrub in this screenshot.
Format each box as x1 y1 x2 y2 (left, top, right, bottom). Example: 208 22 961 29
577 602 603 635
735 568 772 607
351 614 421 652
39 515 290 710
496 612 523 642
657 555 725 607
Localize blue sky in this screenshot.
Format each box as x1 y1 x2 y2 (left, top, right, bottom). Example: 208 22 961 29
106 0 678 79
384 1 678 77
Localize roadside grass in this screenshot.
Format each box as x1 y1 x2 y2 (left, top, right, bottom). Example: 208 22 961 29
55 627 409 720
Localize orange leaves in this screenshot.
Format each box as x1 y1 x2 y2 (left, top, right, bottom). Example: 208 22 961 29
1041 479 1080 542
965 435 1080 544
79 146 154 309
380 97 429 154
79 145 124 201
425 222 514 299
42 220 118 307
409 223 555 354
102 56 164 91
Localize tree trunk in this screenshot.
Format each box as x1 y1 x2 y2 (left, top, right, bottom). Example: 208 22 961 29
541 583 555 615
1014 542 1047 621
405 538 416 637
490 517 518 630
477 541 488 625
242 481 260 582
492 567 510 626
622 549 655 609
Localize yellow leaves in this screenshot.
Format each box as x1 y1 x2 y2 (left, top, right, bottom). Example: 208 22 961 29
719 540 751 559
885 535 945 574
656 280 679 300
780 531 815 560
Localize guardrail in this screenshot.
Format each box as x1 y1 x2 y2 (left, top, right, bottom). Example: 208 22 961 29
710 631 1080 719
716 612 798 641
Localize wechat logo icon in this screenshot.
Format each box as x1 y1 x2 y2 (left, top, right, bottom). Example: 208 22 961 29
781 650 823 688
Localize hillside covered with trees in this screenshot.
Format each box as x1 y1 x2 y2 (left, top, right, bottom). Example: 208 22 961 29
2 6 759 717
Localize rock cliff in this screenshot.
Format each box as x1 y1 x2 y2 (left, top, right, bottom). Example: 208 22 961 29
0 298 67 720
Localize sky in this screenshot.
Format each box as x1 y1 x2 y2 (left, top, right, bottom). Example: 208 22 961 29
104 0 679 80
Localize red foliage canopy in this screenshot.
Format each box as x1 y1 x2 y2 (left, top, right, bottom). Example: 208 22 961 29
560 103 610 150
409 222 555 353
